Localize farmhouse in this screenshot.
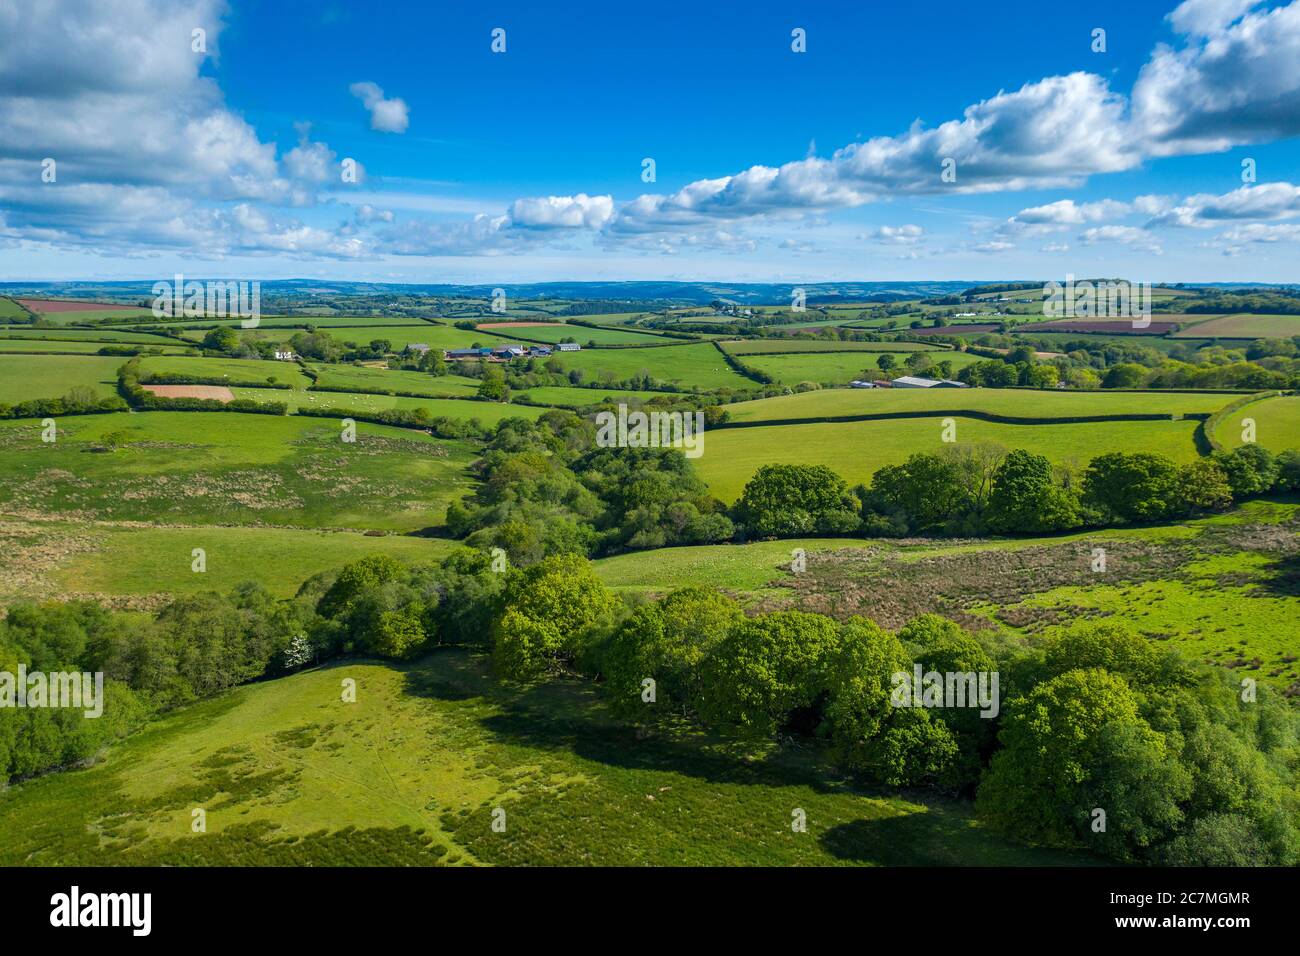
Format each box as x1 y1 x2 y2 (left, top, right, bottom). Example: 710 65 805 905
892 375 970 389
528 346 553 357
556 342 581 351
274 349 298 361
405 343 430 354
445 347 494 360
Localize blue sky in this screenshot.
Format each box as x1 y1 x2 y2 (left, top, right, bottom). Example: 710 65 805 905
2 0 1299 282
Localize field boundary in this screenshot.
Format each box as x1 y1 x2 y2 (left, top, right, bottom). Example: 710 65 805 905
1198 389 1287 452
710 408 1212 431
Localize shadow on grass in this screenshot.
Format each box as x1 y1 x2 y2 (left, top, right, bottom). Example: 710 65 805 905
399 647 852 796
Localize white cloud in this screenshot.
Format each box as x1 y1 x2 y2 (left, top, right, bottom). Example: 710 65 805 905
869 224 924 245
349 81 410 133
1012 198 1130 225
1147 181 1300 226
1080 225 1164 253
509 194 614 229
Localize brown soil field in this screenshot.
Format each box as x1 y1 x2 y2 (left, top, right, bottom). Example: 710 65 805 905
142 384 234 401
17 298 140 313
1015 319 1179 334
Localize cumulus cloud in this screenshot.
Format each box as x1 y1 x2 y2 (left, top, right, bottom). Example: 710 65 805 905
1080 225 1164 253
349 81 410 133
509 194 614 229
1146 181 1300 226
1133 1 1300 155
1012 199 1131 225
869 224 924 245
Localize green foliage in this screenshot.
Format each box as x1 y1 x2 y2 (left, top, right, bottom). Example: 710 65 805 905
734 463 861 538
1083 452 1181 522
986 449 1081 534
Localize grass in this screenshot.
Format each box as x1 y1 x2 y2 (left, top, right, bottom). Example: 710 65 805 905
0 354 125 402
0 326 178 344
0 339 186 355
696 417 1203 502
1172 314 1300 338
721 339 939 354
0 297 29 320
252 325 517 350
513 385 667 407
139 355 313 389
0 411 477 532
722 386 1240 424
547 343 752 390
308 364 480 398
744 351 982 385
0 650 1086 866
1214 395 1300 451
0 518 455 605
232 387 548 423
477 322 668 345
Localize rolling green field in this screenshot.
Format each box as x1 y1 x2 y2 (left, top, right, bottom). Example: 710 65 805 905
308 364 480 397
720 339 939 354
0 650 1084 866
697 417 1203 502
0 411 476 532
547 342 752 390
723 386 1240 424
0 326 178 344
1216 395 1300 451
231 387 548 423
0 518 454 606
744 351 982 385
0 297 29 320
1172 314 1300 338
139 354 313 389
0 354 125 402
477 322 669 345
512 385 667 407
234 324 517 351
0 339 186 355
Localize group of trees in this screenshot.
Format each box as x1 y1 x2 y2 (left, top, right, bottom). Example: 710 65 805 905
480 559 1300 865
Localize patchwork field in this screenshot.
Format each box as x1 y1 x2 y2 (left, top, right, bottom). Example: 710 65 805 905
0 354 125 402
697 416 1203 502
743 350 983 385
230 387 548 423
721 385 1240 424
309 364 480 398
0 326 178 344
0 297 30 320
512 385 666 407
1172 313 1300 338
139 355 313 389
0 650 1083 866
0 411 476 532
720 339 940 354
545 342 751 390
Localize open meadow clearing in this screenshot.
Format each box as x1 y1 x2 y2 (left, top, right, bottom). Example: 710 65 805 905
1215 395 1300 451
697 416 1203 502
743 350 982 385
0 651 1084 866
0 518 455 607
721 385 1241 423
0 354 125 402
0 326 182 344
0 297 30 320
0 338 187 355
0 411 476 532
547 342 752 390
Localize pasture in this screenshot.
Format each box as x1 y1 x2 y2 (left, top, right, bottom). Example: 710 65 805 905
139 355 313 389
1215 395 1300 451
0 650 1081 866
0 411 477 532
1172 314 1300 339
695 416 1203 502
512 385 666 407
477 322 669 346
721 386 1239 424
720 339 939 354
0 354 125 402
308 364 480 398
743 351 982 385
232 386 549 424
547 342 752 390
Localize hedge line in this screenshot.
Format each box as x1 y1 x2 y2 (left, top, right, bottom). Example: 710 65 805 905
710 408 1210 431
712 340 773 385
139 372 292 389
295 404 492 439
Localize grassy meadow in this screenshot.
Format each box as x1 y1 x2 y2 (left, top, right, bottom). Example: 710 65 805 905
743 350 983 385
0 354 126 402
